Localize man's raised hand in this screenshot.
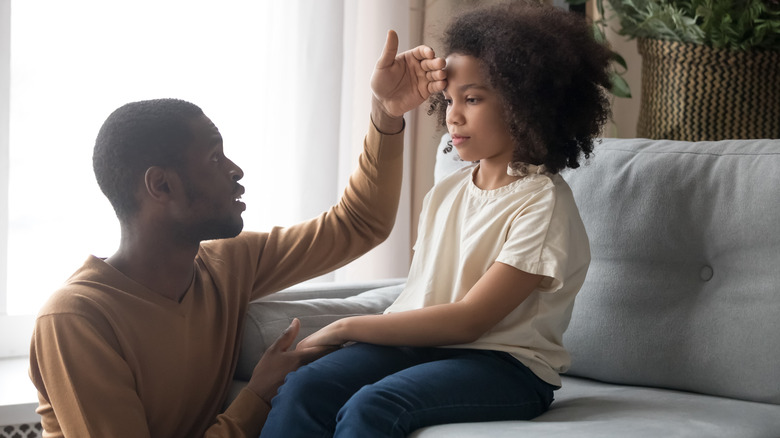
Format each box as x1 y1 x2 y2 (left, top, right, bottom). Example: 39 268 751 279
370 30 447 119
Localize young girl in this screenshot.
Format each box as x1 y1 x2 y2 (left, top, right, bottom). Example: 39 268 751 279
260 2 611 436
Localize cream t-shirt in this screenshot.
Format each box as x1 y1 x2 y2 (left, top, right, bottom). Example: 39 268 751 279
385 164 590 386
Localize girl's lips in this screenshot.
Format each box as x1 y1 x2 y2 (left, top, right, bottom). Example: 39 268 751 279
451 135 469 146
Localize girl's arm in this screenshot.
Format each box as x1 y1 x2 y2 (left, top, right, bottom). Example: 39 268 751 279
296 262 544 349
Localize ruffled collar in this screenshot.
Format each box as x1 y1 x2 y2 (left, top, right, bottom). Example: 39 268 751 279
507 162 549 177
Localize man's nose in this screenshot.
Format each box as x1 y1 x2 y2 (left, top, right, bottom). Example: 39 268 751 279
229 160 244 181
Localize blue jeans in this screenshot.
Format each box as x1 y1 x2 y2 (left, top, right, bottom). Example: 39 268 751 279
259 343 556 438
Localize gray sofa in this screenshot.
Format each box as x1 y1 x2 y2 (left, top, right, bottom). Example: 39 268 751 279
233 136 780 437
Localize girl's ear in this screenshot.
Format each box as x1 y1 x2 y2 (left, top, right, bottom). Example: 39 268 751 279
143 166 173 202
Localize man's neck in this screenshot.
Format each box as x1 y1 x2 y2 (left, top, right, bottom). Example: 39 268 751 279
106 233 200 302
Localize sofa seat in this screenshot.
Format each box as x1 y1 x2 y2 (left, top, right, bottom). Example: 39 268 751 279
236 279 780 437
411 375 780 437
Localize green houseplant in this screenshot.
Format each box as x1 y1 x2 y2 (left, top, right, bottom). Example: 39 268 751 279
565 0 633 98
607 0 780 51
582 0 780 140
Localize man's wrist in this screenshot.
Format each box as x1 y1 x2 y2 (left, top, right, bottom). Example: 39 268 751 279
245 379 273 407
370 96 405 134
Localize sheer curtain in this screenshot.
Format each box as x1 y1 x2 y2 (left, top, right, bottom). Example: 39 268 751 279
1 0 415 355
335 0 414 281
261 0 416 283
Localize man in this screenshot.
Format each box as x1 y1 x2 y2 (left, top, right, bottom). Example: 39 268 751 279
28 30 446 437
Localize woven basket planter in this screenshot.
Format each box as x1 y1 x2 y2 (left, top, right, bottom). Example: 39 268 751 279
636 37 780 141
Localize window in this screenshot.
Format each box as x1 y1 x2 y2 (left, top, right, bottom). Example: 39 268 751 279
3 0 320 354
4 0 315 318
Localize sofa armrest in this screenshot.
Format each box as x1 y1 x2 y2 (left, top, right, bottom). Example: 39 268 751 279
255 277 407 302
235 279 406 380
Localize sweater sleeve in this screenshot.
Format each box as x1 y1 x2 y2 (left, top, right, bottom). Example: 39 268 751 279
205 389 270 438
31 310 271 438
29 314 152 438
31 300 275 438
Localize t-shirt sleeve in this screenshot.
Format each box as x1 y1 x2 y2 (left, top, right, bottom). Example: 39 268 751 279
496 182 572 293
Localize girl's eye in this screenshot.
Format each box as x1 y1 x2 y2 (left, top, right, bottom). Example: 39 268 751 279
466 97 480 104
443 98 453 106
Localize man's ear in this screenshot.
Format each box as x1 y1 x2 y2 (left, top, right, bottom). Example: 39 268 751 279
144 166 173 202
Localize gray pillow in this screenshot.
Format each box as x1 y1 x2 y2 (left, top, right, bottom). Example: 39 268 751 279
562 138 780 404
235 284 404 380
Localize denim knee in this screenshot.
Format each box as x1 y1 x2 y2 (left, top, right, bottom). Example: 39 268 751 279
261 365 341 438
334 384 412 438
271 366 314 403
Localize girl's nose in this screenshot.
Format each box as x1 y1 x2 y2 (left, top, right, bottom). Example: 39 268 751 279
446 105 464 126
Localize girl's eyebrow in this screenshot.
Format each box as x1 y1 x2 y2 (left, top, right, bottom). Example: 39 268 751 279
443 83 489 93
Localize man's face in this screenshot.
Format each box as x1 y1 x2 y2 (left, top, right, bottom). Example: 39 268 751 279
172 114 246 242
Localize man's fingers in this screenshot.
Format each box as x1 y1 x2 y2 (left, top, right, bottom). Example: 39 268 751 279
420 57 446 72
426 69 447 82
428 80 447 94
410 44 438 62
425 65 447 94
269 318 300 352
375 30 399 69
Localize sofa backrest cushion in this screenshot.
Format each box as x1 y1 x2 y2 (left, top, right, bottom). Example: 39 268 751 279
561 138 780 404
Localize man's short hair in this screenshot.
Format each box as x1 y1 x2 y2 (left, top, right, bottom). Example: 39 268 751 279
93 98 204 221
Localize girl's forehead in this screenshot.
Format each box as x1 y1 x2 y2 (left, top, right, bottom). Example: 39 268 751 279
445 54 481 70
444 54 488 83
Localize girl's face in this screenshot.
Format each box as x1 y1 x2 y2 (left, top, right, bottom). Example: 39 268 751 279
442 54 515 165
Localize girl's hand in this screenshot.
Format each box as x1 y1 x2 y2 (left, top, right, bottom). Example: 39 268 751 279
296 319 348 350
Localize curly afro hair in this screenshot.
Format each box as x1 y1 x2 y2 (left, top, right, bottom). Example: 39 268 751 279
429 1 612 174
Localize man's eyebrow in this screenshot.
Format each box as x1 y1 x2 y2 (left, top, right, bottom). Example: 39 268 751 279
207 133 223 150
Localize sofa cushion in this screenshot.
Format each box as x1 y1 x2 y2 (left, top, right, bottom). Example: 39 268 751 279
410 375 780 437
236 283 404 380
560 138 780 404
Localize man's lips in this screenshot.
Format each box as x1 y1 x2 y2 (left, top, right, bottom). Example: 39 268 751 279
233 185 246 211
451 135 469 146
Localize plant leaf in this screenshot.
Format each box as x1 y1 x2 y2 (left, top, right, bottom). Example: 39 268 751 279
612 52 628 70
609 73 632 98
